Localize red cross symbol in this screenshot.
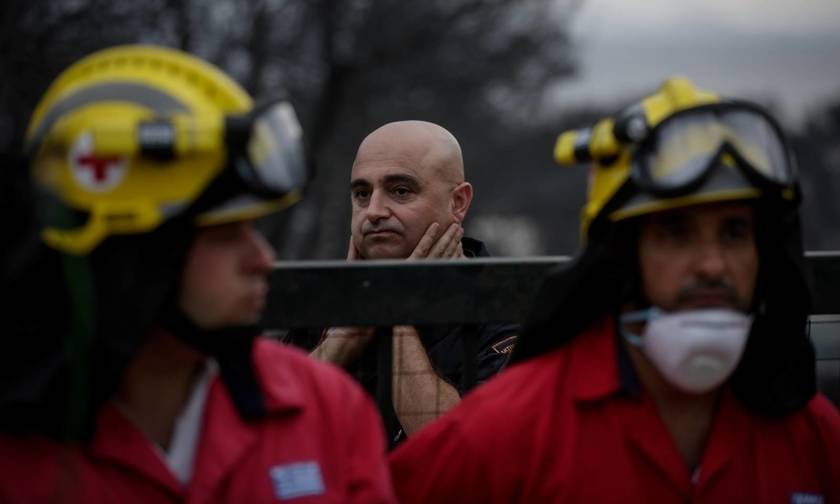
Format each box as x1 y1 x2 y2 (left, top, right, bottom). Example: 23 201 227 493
75 154 123 182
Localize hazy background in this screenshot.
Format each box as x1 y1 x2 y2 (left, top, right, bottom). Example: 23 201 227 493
560 0 840 128
525 0 840 255
2 0 838 266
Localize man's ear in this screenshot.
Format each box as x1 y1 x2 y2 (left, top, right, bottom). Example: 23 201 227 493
451 182 473 223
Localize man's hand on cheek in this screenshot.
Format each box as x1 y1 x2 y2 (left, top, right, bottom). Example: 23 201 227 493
409 222 464 260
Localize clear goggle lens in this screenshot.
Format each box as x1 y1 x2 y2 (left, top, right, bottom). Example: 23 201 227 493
637 105 792 194
241 101 307 196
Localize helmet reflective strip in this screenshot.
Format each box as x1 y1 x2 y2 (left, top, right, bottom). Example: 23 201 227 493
28 82 188 156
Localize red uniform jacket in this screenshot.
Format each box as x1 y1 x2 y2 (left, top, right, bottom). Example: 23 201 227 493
390 317 840 503
0 339 396 503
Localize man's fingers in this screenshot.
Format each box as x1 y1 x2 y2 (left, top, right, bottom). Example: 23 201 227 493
442 226 464 258
409 222 440 259
428 223 462 258
324 326 375 343
393 325 419 338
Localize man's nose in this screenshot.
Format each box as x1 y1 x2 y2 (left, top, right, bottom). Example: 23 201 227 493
244 228 276 274
366 191 390 222
694 239 727 281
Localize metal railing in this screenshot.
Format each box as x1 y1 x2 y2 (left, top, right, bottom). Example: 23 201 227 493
263 252 840 411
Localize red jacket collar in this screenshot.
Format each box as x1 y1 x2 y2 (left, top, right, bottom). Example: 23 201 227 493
87 338 306 496
566 315 626 401
251 338 307 413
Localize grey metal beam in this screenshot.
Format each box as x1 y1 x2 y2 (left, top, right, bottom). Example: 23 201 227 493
261 252 840 328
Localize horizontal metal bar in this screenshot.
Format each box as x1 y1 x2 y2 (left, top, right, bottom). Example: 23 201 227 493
808 252 840 315
261 252 840 328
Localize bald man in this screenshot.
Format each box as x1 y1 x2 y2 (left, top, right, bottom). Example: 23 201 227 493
349 120 470 261
287 121 518 446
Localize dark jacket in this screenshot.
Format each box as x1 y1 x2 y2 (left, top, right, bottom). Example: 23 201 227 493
285 237 519 446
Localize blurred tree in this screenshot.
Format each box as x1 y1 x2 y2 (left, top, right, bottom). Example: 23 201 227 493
4 1 836 259
790 97 840 249
1 0 583 262
185 0 584 257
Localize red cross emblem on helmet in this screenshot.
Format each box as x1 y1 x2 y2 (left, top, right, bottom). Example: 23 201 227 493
70 132 128 191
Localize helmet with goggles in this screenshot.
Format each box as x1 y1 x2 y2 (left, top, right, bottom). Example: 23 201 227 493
26 44 308 255
554 77 799 241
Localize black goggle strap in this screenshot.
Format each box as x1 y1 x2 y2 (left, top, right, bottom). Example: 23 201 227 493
176 162 250 224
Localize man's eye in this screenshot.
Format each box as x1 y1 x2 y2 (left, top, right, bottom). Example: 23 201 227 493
722 222 752 243
393 186 412 197
352 189 370 200
205 223 247 243
657 220 688 240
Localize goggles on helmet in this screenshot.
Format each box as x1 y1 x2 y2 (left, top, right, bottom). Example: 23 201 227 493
28 97 308 255
137 98 308 199
627 101 795 198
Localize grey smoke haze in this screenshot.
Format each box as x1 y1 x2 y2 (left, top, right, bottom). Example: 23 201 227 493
554 0 840 129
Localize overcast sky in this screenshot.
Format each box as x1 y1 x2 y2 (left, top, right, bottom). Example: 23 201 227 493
572 0 840 38
553 0 840 128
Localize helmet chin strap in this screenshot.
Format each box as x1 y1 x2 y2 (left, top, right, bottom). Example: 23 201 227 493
160 304 266 421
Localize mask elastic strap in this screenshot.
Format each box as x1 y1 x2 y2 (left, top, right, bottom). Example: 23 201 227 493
618 307 661 348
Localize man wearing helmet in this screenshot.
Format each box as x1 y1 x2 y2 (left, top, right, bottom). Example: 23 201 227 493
389 78 840 501
0 45 395 503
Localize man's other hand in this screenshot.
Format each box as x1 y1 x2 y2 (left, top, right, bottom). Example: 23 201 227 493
312 326 375 367
409 222 464 260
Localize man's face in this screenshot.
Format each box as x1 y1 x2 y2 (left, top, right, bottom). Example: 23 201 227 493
350 160 455 259
179 220 275 328
637 201 759 313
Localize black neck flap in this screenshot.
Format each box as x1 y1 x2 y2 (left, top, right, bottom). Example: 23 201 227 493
161 305 267 421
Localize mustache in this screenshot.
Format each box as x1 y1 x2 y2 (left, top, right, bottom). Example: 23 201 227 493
361 223 401 235
675 279 740 306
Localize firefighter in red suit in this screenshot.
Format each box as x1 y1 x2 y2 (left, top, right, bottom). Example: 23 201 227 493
0 45 395 503
389 77 840 502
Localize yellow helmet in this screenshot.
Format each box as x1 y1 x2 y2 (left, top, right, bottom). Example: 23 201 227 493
554 77 798 241
26 44 307 255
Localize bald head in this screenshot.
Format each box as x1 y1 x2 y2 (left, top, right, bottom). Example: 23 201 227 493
349 120 473 259
353 120 464 185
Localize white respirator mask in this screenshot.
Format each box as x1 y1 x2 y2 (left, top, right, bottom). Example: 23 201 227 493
620 308 753 394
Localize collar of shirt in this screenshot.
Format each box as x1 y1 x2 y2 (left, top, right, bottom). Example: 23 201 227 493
563 315 753 492
88 338 307 496
461 236 489 258
563 314 643 400
565 315 628 402
159 359 217 486
250 338 308 413
614 320 643 397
